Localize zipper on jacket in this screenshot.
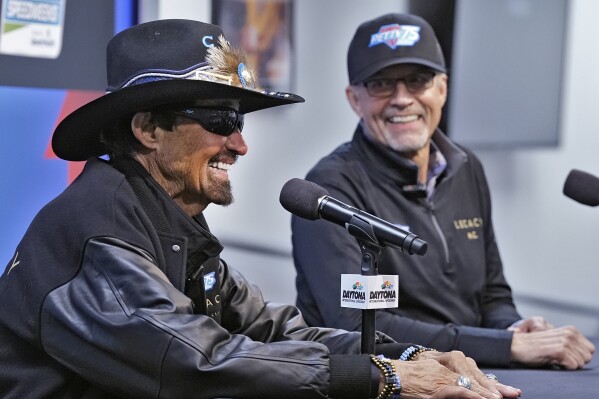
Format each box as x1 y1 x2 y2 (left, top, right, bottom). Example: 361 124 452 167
427 201 451 266
185 264 206 314
188 264 204 282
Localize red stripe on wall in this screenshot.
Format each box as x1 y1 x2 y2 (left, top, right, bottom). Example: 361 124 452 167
45 90 104 183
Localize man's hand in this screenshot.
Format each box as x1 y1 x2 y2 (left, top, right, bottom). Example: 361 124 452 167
510 325 595 369
390 357 485 399
508 316 553 333
412 351 521 399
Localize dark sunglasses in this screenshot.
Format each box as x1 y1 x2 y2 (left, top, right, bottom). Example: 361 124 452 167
173 107 244 136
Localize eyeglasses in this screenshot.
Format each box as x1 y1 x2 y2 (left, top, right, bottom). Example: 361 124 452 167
363 70 437 98
173 107 244 136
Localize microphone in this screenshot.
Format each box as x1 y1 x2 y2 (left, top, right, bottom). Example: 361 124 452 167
563 169 599 207
280 178 427 256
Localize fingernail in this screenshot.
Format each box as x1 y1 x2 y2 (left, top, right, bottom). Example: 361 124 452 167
509 386 522 395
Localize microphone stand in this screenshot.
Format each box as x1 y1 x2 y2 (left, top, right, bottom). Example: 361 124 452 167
347 215 382 354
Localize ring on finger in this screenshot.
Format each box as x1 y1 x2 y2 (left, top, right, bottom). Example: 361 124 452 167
456 375 471 390
484 373 499 382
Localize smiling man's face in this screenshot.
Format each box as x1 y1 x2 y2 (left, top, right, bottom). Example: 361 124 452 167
150 116 248 214
346 63 447 156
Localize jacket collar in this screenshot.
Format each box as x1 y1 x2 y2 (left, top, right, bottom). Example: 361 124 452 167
112 157 223 260
352 124 468 188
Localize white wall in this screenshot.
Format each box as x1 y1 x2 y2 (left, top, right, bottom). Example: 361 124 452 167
479 0 599 332
146 0 599 335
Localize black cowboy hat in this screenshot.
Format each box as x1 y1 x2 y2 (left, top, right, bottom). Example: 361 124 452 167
52 19 304 161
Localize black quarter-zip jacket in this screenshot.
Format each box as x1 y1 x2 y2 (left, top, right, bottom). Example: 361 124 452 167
292 126 521 367
0 157 408 398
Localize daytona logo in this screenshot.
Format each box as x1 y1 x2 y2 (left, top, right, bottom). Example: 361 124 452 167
342 290 366 300
370 290 397 300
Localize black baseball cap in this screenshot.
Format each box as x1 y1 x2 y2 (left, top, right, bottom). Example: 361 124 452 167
347 13 446 84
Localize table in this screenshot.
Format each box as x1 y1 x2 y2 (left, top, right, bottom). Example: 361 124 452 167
483 338 599 398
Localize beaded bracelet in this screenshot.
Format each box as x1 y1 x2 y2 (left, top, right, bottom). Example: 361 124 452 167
399 345 435 361
369 355 401 399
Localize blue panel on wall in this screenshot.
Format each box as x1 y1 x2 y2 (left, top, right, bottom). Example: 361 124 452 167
0 1 136 270
115 0 137 34
0 86 68 265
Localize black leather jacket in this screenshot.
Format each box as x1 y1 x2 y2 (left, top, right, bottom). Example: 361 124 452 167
0 158 407 398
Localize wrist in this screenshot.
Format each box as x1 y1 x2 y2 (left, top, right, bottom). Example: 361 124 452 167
370 355 401 399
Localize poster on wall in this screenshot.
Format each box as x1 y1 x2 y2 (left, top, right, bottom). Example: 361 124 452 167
0 0 135 270
212 0 293 93
0 0 67 59
0 0 116 90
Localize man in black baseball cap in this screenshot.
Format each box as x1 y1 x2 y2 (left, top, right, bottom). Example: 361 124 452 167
347 12 446 85
0 17 518 399
292 11 594 372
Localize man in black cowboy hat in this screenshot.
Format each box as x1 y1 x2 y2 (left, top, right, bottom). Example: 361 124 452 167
0 19 519 398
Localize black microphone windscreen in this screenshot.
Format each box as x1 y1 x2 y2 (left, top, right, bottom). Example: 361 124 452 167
563 169 599 207
279 178 329 220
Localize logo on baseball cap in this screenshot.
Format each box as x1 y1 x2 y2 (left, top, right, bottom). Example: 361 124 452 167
347 13 446 84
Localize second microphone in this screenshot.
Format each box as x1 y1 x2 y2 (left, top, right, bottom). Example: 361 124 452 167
279 178 427 256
